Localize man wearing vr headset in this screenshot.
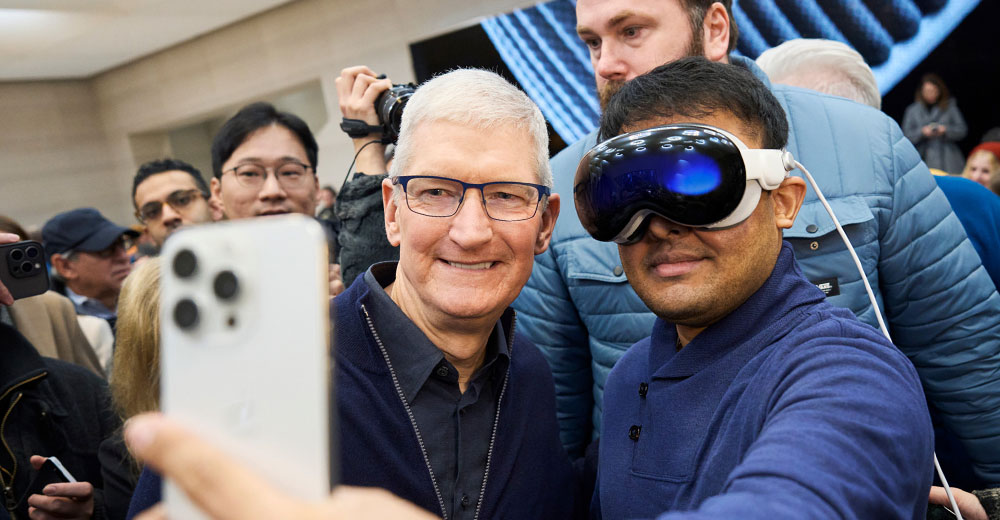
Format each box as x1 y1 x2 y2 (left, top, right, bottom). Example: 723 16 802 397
516 0 1000 486
582 57 933 518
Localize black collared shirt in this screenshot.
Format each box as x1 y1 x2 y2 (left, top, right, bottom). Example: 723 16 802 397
361 263 510 519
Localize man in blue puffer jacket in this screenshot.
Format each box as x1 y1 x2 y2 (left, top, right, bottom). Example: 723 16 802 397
514 0 1000 485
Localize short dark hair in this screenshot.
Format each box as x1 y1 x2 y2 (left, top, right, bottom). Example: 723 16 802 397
132 158 209 207
320 185 337 197
599 57 788 150
210 102 318 179
681 0 739 54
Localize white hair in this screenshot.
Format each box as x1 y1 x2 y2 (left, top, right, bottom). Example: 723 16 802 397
389 69 553 188
756 39 881 110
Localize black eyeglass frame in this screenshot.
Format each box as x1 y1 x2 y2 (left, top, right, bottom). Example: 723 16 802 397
135 188 208 223
222 160 315 190
392 175 551 222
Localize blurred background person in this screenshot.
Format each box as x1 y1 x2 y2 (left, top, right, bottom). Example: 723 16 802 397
100 259 162 520
132 159 215 252
209 101 344 296
755 38 881 110
43 208 139 370
902 73 968 174
0 230 119 520
0 214 104 376
315 185 337 222
963 144 1000 189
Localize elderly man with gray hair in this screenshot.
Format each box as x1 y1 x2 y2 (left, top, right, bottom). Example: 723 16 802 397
124 68 577 520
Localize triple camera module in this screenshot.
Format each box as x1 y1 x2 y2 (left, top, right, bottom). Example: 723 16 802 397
5 243 42 279
171 248 241 331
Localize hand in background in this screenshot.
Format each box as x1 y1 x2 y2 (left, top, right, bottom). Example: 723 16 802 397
329 263 345 297
335 66 392 176
26 456 95 520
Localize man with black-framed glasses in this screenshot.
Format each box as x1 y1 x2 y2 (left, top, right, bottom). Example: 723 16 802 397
132 158 215 250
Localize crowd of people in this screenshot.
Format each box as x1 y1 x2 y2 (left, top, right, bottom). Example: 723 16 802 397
2 1 999 519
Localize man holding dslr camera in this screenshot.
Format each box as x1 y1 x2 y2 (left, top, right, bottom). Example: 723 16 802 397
333 66 406 285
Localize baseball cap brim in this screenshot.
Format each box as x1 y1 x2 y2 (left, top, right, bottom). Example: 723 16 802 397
73 222 140 252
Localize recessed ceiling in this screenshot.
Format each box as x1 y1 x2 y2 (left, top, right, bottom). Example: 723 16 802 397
0 0 296 81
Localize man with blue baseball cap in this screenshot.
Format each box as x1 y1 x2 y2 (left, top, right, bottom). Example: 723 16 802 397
43 208 138 323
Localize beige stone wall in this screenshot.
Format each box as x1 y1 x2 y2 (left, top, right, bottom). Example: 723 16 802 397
0 81 118 230
0 0 535 228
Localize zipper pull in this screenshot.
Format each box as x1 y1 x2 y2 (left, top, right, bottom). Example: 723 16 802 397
4 485 17 518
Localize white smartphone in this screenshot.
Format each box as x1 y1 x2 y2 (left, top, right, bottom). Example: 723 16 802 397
160 215 332 519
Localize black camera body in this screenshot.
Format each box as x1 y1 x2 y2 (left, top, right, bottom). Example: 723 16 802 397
374 83 415 144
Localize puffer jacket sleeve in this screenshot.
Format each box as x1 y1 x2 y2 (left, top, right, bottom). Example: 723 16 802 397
516 244 594 458
879 118 1000 484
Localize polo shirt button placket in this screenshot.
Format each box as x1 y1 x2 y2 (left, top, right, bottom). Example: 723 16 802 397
628 424 641 441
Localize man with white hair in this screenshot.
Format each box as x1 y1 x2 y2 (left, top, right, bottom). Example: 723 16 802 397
125 69 577 520
755 38 881 109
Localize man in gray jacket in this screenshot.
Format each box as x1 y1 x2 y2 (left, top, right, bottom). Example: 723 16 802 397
514 0 1000 486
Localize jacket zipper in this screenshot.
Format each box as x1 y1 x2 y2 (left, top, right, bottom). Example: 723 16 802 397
0 372 48 516
361 304 449 519
471 314 514 520
360 305 516 520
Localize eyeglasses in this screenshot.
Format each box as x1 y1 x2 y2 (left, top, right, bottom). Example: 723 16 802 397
63 236 132 260
136 189 206 222
392 175 550 221
223 160 314 190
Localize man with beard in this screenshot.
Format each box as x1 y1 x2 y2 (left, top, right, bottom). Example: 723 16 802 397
131 158 215 251
514 0 1000 487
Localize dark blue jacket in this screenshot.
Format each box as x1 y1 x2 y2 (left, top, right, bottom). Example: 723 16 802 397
127 274 578 519
334 273 577 519
596 243 934 519
934 175 1000 289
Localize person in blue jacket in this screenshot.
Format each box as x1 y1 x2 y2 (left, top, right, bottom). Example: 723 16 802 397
584 57 933 519
514 0 1000 485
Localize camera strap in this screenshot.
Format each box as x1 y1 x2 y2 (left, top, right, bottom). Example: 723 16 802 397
339 118 384 139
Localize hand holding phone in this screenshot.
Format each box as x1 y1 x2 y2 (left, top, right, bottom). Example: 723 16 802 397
0 239 50 303
160 215 333 520
24 456 95 519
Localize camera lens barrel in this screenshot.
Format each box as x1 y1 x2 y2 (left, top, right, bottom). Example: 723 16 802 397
173 298 200 330
173 249 198 278
374 84 416 144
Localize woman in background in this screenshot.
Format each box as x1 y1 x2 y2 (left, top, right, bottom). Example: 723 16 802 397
962 145 1000 189
99 259 161 520
903 73 968 174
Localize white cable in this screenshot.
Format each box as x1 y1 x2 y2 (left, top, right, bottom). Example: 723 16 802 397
793 160 963 520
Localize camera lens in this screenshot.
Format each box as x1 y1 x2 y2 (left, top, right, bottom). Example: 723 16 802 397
173 249 198 278
173 298 199 330
10 249 23 262
25 246 39 259
20 262 33 273
213 270 240 300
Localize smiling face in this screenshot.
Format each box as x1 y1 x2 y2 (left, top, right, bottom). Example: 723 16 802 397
382 119 559 325
618 112 793 329
211 124 318 219
965 151 997 187
576 0 703 108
